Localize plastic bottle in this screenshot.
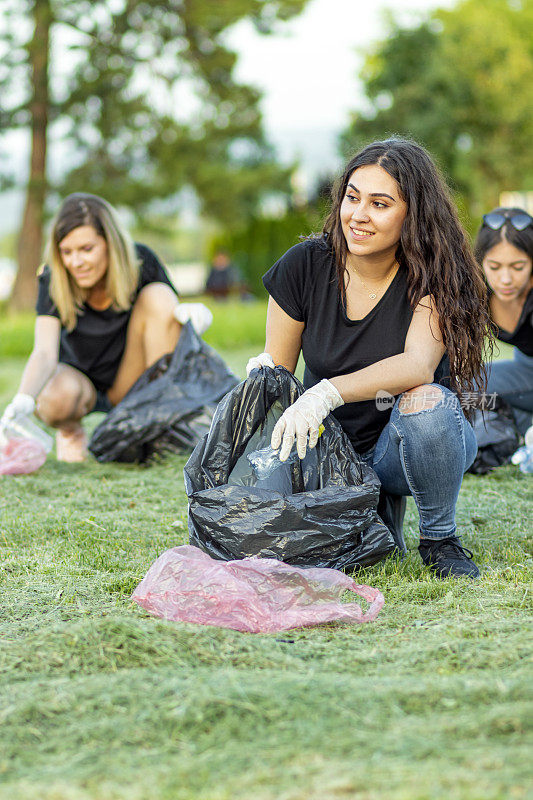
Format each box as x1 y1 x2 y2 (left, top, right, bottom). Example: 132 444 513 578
247 445 298 480
511 446 533 474
511 424 533 475
0 418 53 453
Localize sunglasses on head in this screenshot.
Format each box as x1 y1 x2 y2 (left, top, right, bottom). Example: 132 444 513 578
482 211 533 231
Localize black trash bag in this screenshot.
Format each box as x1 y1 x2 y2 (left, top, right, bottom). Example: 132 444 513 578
184 366 395 570
89 322 239 463
377 491 407 555
467 398 521 475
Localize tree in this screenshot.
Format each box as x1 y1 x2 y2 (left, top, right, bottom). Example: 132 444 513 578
0 0 310 309
341 0 533 227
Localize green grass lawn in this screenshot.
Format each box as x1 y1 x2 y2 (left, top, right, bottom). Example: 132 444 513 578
0 310 531 800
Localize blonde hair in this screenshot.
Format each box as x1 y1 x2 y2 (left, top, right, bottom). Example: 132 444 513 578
45 193 140 331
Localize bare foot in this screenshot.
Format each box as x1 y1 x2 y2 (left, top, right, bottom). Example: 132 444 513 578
55 426 88 462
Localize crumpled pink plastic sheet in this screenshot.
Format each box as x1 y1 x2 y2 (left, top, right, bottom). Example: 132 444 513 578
0 437 48 475
132 545 385 633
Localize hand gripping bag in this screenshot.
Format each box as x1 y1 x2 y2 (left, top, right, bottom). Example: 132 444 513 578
89 323 238 463
184 366 395 570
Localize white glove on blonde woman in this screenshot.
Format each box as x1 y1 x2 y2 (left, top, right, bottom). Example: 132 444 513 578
174 303 213 336
246 352 275 376
272 379 344 461
1 393 36 428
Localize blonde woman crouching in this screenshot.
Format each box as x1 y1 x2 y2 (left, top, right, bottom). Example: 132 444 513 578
1 193 212 462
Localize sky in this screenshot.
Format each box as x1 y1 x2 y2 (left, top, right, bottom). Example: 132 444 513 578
226 0 455 180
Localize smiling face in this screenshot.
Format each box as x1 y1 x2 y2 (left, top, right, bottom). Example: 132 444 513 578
482 238 533 303
58 225 109 289
339 164 407 265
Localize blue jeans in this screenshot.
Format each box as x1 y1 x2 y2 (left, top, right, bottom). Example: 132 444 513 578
486 348 533 435
362 385 477 541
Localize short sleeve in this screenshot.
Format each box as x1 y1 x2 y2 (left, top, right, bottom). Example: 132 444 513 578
135 243 178 297
36 266 60 318
262 242 312 322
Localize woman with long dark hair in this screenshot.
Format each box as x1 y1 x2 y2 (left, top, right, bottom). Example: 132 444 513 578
1 193 212 461
474 208 533 440
247 138 492 578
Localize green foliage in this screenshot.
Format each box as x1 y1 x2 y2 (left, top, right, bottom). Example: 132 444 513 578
0 312 35 359
0 231 17 260
342 0 533 227
0 0 310 223
213 208 322 296
130 220 217 266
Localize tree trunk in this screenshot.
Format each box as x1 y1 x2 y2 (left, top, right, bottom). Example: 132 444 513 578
10 0 51 311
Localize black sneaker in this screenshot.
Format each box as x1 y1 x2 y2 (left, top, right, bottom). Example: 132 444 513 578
418 536 480 579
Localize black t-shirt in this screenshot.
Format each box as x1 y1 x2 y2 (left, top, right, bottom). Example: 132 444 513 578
492 288 533 357
36 243 177 392
263 238 448 452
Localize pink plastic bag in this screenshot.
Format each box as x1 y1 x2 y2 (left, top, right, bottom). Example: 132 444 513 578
0 437 48 475
132 545 384 633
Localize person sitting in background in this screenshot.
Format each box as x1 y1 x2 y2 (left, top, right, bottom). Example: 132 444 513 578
204 249 244 300
247 138 492 579
474 208 533 443
0 193 212 462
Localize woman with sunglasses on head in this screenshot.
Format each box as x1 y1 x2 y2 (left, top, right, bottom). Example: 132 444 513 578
247 138 492 579
0 193 212 462
474 208 533 441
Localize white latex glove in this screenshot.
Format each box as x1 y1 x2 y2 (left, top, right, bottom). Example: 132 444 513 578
174 303 213 336
1 393 36 429
246 352 275 376
271 379 344 461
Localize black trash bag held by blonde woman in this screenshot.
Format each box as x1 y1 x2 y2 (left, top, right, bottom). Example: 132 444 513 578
89 323 238 463
184 366 395 570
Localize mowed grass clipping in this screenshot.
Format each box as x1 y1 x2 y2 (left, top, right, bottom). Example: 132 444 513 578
0 332 531 799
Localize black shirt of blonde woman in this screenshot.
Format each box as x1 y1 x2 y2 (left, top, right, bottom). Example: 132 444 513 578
36 243 177 393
